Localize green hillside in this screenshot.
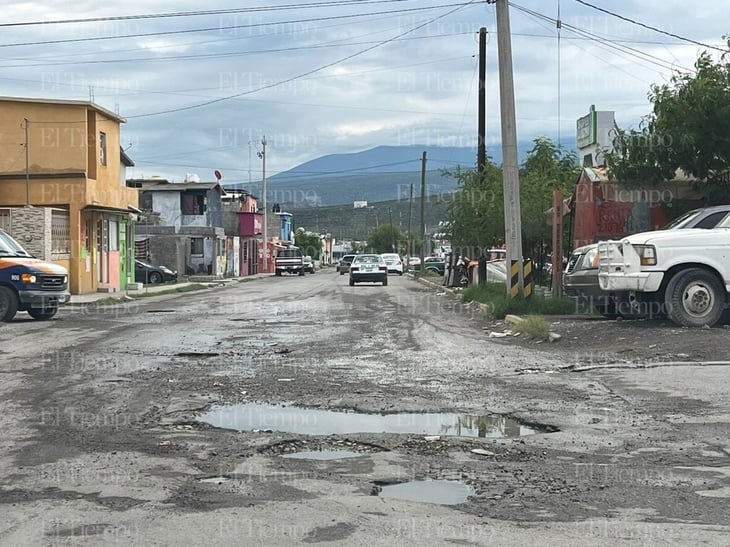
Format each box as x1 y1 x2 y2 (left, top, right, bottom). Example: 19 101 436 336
288 195 451 241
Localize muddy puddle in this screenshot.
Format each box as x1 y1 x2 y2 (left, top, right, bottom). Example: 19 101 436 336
377 480 472 505
198 403 551 438
282 450 362 460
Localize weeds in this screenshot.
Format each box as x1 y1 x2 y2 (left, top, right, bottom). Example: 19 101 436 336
461 282 575 319
511 315 551 340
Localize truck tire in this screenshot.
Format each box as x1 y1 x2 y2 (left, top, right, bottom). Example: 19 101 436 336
298 269 305 276
665 268 725 327
28 307 58 320
0 286 19 322
275 269 282 277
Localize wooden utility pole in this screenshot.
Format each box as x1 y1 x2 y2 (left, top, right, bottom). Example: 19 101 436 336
477 27 487 173
260 136 268 273
492 0 524 296
419 151 427 273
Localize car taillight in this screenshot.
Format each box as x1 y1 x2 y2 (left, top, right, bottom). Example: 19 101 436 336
350 266 359 272
379 266 386 271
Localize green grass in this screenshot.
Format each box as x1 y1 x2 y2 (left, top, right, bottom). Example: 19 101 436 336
461 282 575 319
511 315 551 340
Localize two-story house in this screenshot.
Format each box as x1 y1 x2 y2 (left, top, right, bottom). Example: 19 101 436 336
222 189 262 276
129 179 227 277
0 96 139 294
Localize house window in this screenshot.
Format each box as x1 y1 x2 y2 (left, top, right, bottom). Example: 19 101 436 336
99 132 107 166
191 237 204 256
51 209 71 257
181 192 206 215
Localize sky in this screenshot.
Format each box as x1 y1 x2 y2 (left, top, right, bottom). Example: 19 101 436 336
2 0 728 184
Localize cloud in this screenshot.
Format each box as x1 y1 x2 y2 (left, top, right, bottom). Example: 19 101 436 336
3 0 728 182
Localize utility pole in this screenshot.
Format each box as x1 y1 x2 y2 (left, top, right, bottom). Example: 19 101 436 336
419 151 427 272
388 207 394 252
24 118 30 207
259 136 268 273
407 183 413 261
491 0 524 296
477 27 487 173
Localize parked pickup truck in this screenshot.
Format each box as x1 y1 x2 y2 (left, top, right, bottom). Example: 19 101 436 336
275 245 305 276
597 223 730 327
0 228 70 321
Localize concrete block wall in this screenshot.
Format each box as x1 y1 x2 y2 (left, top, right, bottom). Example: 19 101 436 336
7 206 52 260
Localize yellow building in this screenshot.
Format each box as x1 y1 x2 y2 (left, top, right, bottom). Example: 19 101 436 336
0 96 139 294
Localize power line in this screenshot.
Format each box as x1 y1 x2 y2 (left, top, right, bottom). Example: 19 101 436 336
0 0 410 27
127 0 480 119
0 32 473 69
511 3 693 73
573 0 728 54
0 3 472 49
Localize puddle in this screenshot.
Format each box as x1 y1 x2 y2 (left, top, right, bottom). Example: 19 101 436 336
197 403 551 437
377 480 472 505
197 476 231 484
282 450 363 460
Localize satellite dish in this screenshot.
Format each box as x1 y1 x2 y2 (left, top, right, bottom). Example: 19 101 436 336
214 169 222 180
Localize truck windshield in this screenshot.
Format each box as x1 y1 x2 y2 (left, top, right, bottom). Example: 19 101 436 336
0 230 32 257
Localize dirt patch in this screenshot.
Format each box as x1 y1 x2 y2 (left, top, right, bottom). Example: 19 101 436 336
483 314 730 366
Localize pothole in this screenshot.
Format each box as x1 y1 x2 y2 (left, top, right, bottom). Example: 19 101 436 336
197 403 554 438
375 480 472 505
197 476 231 484
282 450 362 460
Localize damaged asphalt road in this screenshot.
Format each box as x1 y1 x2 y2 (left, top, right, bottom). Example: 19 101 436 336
1 271 729 546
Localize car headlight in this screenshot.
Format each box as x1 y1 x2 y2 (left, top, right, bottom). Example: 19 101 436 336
21 273 37 284
633 244 657 266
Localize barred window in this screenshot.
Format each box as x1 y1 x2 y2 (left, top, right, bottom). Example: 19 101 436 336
0 208 10 232
51 209 71 257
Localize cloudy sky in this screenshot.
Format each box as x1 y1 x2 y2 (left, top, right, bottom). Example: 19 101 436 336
3 0 728 183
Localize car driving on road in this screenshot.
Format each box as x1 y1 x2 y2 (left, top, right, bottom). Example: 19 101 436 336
349 254 388 286
338 254 356 275
380 253 403 275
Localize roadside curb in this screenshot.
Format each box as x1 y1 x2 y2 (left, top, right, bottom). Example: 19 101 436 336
64 275 269 307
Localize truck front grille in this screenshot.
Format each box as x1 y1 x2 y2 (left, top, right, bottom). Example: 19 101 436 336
41 275 67 289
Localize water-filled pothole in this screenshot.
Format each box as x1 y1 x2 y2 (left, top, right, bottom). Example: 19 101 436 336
376 480 472 505
197 403 553 438
197 476 231 484
282 450 362 460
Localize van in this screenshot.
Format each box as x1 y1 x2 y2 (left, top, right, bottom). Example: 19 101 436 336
0 228 70 321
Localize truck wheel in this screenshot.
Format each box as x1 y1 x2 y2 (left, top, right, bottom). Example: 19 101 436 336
275 270 282 277
665 268 725 327
0 286 19 322
299 269 305 276
349 278 355 286
28 307 58 320
382 276 388 286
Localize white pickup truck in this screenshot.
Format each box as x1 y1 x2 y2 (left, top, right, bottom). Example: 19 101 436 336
597 227 730 327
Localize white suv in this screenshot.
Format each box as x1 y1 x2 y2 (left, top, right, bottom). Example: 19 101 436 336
380 253 403 275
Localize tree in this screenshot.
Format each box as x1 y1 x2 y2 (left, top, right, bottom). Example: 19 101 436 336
293 228 323 259
444 138 577 262
367 224 405 254
519 137 579 262
444 161 504 256
605 38 730 197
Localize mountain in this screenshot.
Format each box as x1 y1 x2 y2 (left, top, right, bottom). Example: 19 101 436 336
224 143 541 207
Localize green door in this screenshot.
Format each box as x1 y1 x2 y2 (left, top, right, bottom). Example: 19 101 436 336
119 217 128 290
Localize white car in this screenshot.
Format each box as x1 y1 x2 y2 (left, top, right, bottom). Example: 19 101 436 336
380 253 403 275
